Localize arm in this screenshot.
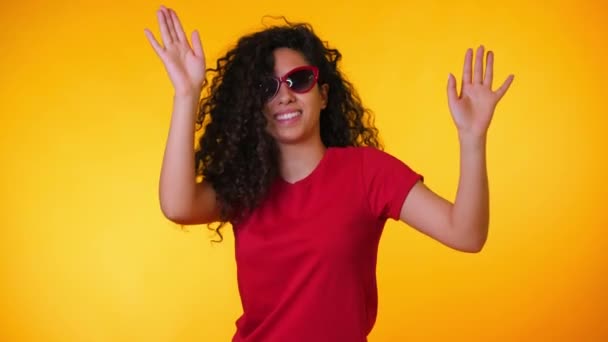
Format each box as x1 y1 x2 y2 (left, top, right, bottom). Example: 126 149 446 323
400 134 488 253
158 94 220 224
400 45 514 253
145 6 220 224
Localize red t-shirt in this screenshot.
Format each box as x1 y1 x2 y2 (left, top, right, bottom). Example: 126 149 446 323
231 146 423 341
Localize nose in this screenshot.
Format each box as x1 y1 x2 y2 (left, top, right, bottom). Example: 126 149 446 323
276 80 296 104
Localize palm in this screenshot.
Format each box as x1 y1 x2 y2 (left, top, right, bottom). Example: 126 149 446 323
162 41 206 92
144 6 206 95
447 46 514 137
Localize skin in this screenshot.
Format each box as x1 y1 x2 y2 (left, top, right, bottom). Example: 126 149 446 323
146 6 514 252
262 48 329 184
400 47 514 253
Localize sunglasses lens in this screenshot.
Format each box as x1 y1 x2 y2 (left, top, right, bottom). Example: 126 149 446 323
260 78 279 99
287 69 315 93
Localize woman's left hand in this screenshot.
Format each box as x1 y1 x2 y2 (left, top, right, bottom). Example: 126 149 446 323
447 45 514 138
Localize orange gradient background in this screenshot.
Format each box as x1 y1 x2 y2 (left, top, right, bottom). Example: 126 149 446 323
1 0 606 341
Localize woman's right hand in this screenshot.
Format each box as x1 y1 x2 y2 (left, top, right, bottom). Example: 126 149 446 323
144 6 206 96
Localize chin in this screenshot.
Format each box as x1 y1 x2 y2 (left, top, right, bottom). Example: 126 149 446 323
266 120 319 146
272 134 306 145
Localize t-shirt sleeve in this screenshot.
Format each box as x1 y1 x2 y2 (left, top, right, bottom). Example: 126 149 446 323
361 147 424 221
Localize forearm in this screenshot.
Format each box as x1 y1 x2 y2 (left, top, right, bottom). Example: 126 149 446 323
450 133 489 251
159 93 200 219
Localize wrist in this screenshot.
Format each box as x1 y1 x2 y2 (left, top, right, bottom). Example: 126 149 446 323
173 87 202 99
457 131 487 151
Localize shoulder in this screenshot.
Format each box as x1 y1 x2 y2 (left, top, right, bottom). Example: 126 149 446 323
336 145 404 165
327 145 407 169
328 145 388 159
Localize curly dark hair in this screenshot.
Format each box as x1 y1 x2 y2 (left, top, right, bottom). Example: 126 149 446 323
194 19 382 242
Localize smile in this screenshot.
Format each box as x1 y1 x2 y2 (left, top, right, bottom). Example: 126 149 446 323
274 111 302 122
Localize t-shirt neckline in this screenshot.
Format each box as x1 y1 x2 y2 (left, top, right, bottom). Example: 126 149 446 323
277 147 334 187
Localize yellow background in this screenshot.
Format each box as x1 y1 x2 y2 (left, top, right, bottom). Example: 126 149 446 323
1 0 606 341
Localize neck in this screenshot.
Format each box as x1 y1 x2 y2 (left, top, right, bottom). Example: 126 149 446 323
277 138 326 184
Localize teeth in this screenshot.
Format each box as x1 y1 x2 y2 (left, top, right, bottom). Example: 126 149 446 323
276 111 301 121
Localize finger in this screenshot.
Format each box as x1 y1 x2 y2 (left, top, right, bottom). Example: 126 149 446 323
144 28 164 57
157 8 173 45
169 8 187 43
484 50 494 87
161 6 179 43
474 45 484 84
461 48 473 90
191 30 205 59
447 73 459 105
495 75 515 101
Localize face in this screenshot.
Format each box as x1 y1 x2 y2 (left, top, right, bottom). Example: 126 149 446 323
262 48 329 146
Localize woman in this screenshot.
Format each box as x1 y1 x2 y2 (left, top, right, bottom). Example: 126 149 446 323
145 5 513 341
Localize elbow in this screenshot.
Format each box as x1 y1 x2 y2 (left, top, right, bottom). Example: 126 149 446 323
159 196 220 226
161 208 198 226
159 199 190 225
453 227 488 253
159 187 196 225
160 206 183 224
460 240 486 253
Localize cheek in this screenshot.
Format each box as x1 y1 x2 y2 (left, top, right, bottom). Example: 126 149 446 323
309 96 325 111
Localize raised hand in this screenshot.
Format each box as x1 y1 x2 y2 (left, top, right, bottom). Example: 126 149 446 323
447 46 514 138
144 6 206 96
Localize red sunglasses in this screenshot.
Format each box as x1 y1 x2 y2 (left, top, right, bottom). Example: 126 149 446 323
260 65 319 101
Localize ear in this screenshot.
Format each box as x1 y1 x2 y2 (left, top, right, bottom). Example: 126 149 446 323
319 83 329 109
